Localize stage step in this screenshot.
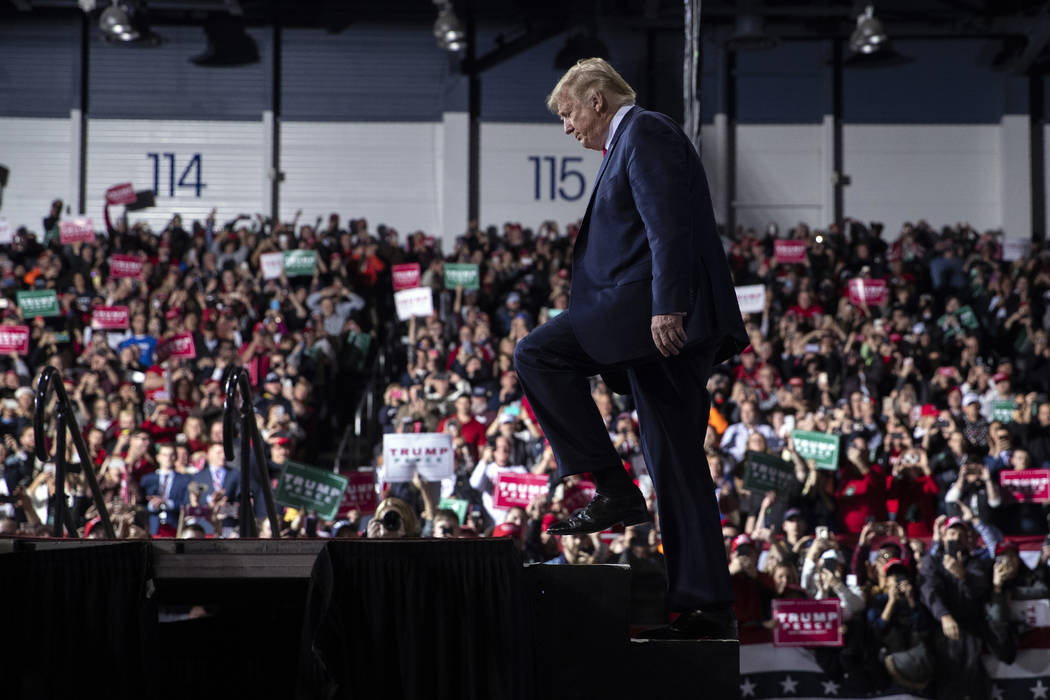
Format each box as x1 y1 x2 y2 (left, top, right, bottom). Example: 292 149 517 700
629 638 741 699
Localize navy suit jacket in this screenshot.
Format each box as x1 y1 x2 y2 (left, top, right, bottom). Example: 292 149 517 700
141 470 191 533
568 106 748 367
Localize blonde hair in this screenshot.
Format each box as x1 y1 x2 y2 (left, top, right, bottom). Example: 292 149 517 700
546 57 636 114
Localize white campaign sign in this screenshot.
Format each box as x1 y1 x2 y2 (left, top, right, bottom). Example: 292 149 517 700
394 287 434 321
260 251 284 280
1011 598 1050 628
381 433 454 483
1003 239 1031 262
735 284 766 314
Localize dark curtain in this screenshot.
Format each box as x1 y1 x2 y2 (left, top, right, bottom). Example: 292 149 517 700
298 539 530 700
0 541 157 700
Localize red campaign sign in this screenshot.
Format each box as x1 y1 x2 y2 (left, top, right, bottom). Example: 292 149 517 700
155 333 196 362
847 278 889 307
774 240 807 264
105 183 137 206
562 479 597 514
493 472 551 510
1000 469 1050 504
337 471 378 516
772 599 843 647
109 254 143 279
91 306 129 330
0 325 30 355
392 263 421 292
59 219 96 244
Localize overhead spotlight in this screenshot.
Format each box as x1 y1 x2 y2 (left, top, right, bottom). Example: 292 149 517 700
553 33 610 70
849 5 887 55
191 15 260 67
725 14 779 52
99 1 159 45
433 1 466 53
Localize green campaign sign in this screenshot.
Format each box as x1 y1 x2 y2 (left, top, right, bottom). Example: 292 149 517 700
993 399 1016 424
438 497 469 524
792 430 840 471
444 263 479 290
274 460 349 520
743 451 796 493
283 249 317 277
16 289 60 318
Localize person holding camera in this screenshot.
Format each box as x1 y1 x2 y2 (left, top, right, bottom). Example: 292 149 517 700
919 516 993 700
943 452 1000 524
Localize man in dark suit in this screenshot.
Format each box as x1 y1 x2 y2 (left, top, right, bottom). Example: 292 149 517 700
514 58 748 639
140 443 190 535
191 442 242 533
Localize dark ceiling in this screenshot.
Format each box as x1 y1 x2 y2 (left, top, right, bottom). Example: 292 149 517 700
6 0 1050 72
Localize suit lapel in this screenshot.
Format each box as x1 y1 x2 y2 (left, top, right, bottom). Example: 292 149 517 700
576 106 640 247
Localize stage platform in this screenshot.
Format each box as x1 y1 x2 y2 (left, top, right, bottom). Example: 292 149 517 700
0 538 738 700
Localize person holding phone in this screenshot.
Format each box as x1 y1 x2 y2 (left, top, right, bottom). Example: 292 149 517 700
919 516 992 700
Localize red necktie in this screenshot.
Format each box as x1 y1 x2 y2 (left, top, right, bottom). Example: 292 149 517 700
602 147 607 158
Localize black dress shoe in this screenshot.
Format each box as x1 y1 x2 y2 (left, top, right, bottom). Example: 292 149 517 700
636 608 738 641
546 492 649 535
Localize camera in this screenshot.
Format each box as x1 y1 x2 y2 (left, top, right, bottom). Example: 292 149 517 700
381 509 402 532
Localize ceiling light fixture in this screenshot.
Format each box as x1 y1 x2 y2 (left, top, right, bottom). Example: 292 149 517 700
98 0 159 45
849 5 887 55
433 1 466 53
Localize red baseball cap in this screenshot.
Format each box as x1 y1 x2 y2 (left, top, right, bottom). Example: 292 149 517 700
993 372 1010 384
920 404 938 417
731 534 755 554
492 522 521 539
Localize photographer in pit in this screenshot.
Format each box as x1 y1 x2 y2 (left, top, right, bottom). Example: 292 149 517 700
919 516 992 700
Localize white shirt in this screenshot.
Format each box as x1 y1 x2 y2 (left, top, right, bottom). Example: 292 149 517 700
468 461 527 525
604 104 635 153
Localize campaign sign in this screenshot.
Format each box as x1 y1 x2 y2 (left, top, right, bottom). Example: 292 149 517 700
283 249 317 277
109 254 143 279
155 333 196 362
1011 599 1050 628
105 182 137 206
274 461 349 520
743 451 796 493
0 218 11 245
1000 469 1050 504
438 497 469 524
1002 239 1032 262
16 290 59 318
562 479 597 514
494 472 551 510
772 599 843 647
735 284 766 314
382 433 454 482
0 325 30 354
91 306 130 330
774 240 807 264
792 430 840 471
847 278 889 307
59 218 95 244
993 399 1016 423
394 287 434 321
260 251 284 280
444 263 480 290
392 263 421 291
337 470 378 516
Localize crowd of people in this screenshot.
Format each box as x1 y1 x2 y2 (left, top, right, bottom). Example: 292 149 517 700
1 201 1050 697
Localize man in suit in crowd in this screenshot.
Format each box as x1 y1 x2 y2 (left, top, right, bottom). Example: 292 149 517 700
140 443 190 535
514 58 748 639
192 442 241 534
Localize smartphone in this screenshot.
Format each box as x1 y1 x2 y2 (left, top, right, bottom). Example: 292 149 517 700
816 526 829 541
505 402 521 417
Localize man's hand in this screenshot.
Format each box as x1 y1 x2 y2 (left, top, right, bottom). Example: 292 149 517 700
940 614 960 641
651 314 686 357
943 552 965 580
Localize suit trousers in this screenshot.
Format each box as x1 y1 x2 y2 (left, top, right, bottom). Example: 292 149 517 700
514 312 733 610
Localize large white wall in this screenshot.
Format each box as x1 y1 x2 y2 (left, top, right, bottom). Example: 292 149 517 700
0 115 1041 246
0 117 74 235
843 124 1002 237
735 124 826 234
85 119 268 234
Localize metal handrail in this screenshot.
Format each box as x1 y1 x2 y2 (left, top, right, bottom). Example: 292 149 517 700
222 367 282 538
33 366 116 538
